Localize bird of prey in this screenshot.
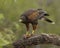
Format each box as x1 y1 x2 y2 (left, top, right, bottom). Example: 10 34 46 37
19 9 55 37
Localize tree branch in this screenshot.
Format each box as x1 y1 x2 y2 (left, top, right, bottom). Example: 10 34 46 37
3 33 60 48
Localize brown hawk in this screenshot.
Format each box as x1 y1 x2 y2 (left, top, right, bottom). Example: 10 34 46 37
19 9 55 37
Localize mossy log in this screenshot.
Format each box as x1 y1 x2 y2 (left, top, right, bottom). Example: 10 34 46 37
3 33 60 48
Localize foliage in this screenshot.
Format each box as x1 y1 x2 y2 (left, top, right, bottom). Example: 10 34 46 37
0 0 60 48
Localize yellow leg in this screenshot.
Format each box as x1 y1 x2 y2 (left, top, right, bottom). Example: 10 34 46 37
32 30 35 35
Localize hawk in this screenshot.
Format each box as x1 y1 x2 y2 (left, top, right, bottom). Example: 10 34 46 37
19 9 55 37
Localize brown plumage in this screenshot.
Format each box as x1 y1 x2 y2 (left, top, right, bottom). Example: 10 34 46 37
19 9 54 37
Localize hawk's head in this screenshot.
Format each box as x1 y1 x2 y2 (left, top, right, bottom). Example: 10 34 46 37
37 9 49 16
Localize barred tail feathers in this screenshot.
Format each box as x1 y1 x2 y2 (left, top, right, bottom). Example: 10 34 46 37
41 17 55 24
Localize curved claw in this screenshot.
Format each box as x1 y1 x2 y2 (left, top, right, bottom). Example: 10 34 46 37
25 32 31 38
31 30 35 35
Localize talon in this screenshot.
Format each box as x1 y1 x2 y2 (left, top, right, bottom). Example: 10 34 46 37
25 32 31 38
31 30 35 35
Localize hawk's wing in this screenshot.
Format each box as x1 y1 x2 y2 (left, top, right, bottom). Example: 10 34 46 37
21 9 36 16
21 9 39 21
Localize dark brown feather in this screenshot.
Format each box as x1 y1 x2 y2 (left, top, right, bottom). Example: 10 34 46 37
20 9 50 32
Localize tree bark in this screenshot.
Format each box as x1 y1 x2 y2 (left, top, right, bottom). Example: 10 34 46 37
3 33 60 48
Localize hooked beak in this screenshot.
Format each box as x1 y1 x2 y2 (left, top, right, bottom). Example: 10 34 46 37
19 19 22 22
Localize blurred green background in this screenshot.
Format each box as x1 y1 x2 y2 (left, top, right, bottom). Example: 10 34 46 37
0 0 60 48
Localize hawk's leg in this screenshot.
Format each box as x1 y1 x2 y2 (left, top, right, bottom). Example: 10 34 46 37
32 24 37 35
25 23 31 37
